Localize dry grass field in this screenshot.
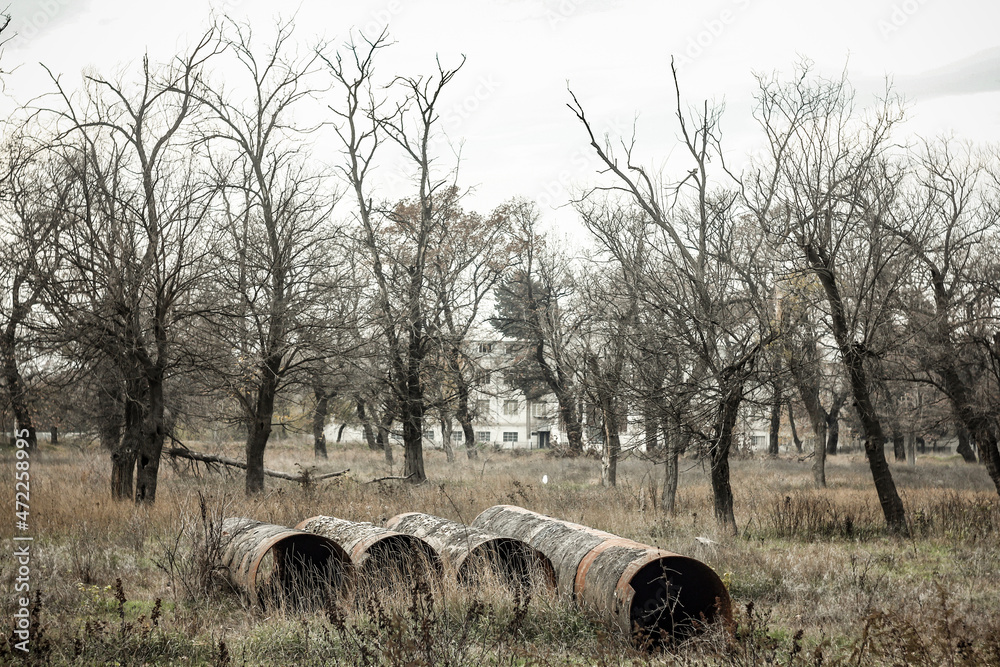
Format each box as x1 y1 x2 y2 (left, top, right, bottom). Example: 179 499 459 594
2 437 999 665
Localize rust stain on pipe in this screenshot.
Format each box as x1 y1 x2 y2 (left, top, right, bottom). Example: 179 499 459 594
386 512 555 591
296 515 442 590
472 505 731 641
220 518 354 607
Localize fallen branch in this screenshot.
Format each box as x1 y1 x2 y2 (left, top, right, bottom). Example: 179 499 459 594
166 447 349 484
366 473 416 484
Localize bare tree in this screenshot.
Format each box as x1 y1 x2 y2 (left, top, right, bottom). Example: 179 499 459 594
41 32 218 502
777 273 849 486
325 32 466 482
886 138 1000 495
591 228 697 514
190 19 340 495
0 136 65 451
493 201 587 456
579 284 632 487
576 203 650 487
569 61 772 533
746 63 910 533
427 195 516 461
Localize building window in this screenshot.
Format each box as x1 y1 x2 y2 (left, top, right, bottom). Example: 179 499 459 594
426 430 435 440
476 399 490 415
451 431 463 443
478 342 493 354
503 400 519 416
503 431 519 443
531 402 548 417
476 431 491 443
751 435 766 449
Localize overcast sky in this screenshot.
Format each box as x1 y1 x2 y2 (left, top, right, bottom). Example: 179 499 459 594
4 0 1000 231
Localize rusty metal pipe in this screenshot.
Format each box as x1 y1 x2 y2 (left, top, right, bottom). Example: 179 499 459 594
220 518 354 606
296 516 442 590
471 505 731 640
386 512 555 591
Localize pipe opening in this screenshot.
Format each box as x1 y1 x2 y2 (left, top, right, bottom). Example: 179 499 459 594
358 534 443 591
255 535 351 608
459 538 556 592
628 557 730 642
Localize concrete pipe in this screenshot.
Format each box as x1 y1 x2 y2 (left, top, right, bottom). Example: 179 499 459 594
472 505 731 640
386 512 555 592
220 517 354 607
296 515 443 591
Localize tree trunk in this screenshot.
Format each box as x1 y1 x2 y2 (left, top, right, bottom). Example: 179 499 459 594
955 424 976 463
927 265 1000 494
50 426 58 444
356 397 378 451
554 386 584 454
805 244 907 534
245 420 272 496
313 387 330 459
791 367 828 471
462 421 478 459
400 339 426 483
99 395 124 452
842 342 908 533
1 328 36 451
973 428 1000 498
600 399 619 488
245 373 278 496
455 377 478 459
905 432 916 467
440 413 455 463
813 418 828 489
793 381 829 487
787 402 804 454
376 405 395 466
111 446 137 501
892 431 906 462
768 381 782 457
336 423 347 443
643 400 659 456
939 359 1000 495
532 338 583 455
826 401 842 455
134 375 166 503
710 377 743 535
660 415 680 515
112 377 145 501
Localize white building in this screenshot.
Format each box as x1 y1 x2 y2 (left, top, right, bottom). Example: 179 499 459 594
332 338 773 454
457 340 561 450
